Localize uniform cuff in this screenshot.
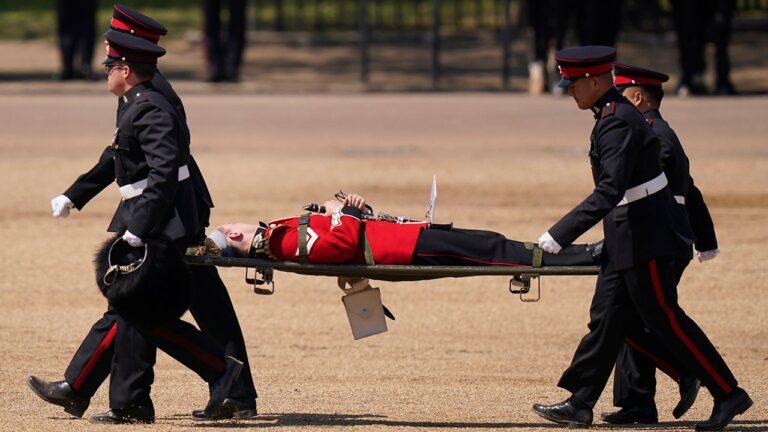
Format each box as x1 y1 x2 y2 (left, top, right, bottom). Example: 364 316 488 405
340 206 363 220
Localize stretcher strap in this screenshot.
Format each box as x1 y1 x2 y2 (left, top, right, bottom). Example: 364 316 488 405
524 242 543 268
298 213 310 263
360 224 376 266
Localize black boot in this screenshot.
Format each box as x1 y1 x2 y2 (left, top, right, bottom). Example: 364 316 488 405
601 405 658 424
532 399 593 428
26 376 90 418
202 356 244 417
695 388 752 431
88 403 155 424
673 375 701 419
192 397 257 420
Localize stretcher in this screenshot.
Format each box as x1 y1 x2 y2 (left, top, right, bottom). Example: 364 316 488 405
185 255 599 340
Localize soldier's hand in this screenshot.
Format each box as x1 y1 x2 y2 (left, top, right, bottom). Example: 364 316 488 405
697 248 719 262
323 200 342 215
343 194 366 211
122 230 144 247
538 231 562 254
51 195 74 218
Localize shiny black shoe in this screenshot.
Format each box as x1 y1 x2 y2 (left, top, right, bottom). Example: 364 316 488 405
192 398 257 420
202 356 244 417
26 376 90 418
673 375 701 419
695 388 752 431
88 404 155 424
532 400 593 428
601 406 658 424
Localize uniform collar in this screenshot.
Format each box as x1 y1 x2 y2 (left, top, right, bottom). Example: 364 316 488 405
645 109 663 120
118 81 152 106
591 87 621 119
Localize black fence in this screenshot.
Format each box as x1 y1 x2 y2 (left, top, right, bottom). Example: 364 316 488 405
250 0 768 33
243 0 767 87
252 0 510 33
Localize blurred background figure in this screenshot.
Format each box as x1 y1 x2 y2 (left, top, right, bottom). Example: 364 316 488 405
526 0 624 95
525 0 557 95
55 0 97 80
202 0 248 82
579 0 624 47
671 0 737 96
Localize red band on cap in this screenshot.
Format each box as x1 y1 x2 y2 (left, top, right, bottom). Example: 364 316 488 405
559 63 613 80
614 75 664 88
111 17 161 42
107 46 158 64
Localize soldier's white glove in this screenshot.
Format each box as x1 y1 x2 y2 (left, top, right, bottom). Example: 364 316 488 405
538 231 562 254
51 195 74 218
122 230 144 247
697 248 719 262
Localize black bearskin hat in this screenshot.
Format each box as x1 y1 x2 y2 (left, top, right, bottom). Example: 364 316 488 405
95 234 193 324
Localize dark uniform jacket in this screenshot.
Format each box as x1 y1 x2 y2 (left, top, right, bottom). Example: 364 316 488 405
548 88 693 271
64 81 211 244
646 109 718 253
152 70 214 217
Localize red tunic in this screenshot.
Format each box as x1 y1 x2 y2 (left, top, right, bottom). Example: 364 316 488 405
264 213 427 265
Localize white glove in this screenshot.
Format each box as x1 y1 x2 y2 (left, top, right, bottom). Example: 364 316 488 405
538 231 562 254
51 195 74 218
122 230 144 247
697 248 720 262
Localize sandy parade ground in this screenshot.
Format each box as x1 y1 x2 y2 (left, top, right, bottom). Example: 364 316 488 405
1 21 768 428
0 88 766 432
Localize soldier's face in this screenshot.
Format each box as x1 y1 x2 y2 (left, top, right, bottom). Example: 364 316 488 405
218 223 258 257
106 63 129 96
567 77 600 110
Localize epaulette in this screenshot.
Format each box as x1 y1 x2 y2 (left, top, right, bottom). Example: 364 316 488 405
134 90 155 105
645 118 654 126
600 101 616 119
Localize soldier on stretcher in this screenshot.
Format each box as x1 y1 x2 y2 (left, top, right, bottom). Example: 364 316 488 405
200 194 602 268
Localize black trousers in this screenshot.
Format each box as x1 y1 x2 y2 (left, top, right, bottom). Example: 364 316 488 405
612 258 691 408
55 0 96 77
671 0 735 87
64 266 256 408
110 312 227 406
558 257 738 407
202 0 248 81
411 227 596 267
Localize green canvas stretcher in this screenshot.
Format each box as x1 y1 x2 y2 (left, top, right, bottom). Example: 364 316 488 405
184 255 599 339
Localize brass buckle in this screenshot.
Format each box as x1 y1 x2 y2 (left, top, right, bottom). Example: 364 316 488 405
509 273 540 302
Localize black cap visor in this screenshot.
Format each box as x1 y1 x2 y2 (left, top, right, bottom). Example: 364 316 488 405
102 56 120 65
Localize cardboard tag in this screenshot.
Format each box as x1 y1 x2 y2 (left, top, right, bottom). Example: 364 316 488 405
341 287 387 340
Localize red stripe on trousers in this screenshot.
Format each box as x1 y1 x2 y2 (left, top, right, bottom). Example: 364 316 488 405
153 328 226 375
647 260 732 393
73 322 117 390
625 337 681 381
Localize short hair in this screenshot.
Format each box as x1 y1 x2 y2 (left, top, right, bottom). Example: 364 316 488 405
621 85 664 109
126 62 156 81
644 86 665 106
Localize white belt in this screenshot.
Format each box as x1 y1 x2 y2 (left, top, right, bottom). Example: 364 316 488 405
617 172 668 206
119 164 190 200
674 195 686 205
